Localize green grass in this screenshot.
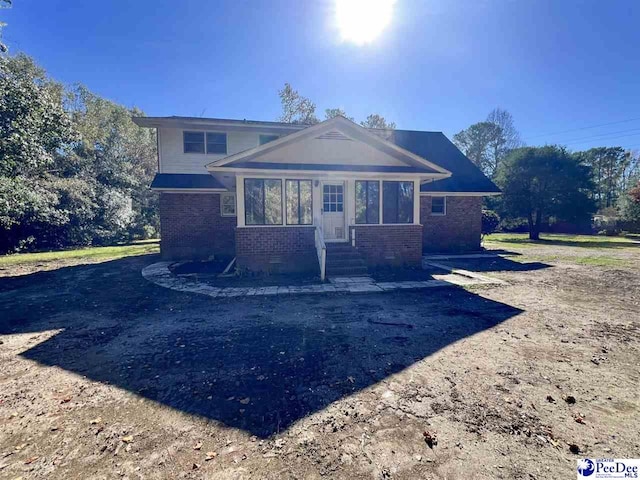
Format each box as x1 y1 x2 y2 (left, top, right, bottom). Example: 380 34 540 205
485 233 639 249
0 240 160 267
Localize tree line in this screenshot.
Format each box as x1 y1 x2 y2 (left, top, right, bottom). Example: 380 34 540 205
452 109 640 238
0 54 158 253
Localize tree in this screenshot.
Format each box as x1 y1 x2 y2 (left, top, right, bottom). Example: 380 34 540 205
360 114 396 129
452 121 502 176
278 83 318 124
573 147 630 210
453 108 522 177
495 146 595 240
324 108 354 121
0 0 11 53
619 181 640 231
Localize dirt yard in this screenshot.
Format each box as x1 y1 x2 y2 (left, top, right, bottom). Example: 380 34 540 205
1 236 639 479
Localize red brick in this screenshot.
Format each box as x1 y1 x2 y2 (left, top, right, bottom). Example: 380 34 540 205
352 224 422 266
420 196 481 253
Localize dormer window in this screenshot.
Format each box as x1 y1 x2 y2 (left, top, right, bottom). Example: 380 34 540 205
183 131 227 154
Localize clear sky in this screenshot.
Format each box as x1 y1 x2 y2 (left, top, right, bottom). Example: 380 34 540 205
3 0 640 150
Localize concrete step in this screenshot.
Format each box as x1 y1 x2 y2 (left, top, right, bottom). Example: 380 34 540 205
326 258 366 267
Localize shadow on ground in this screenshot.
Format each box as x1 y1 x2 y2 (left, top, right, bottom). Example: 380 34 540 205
434 256 551 273
0 255 523 438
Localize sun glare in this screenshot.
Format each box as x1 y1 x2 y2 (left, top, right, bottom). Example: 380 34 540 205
335 0 396 45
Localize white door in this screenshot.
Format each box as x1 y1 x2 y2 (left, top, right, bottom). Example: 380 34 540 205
321 181 346 242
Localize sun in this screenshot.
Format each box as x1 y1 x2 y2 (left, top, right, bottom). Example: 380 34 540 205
335 0 396 45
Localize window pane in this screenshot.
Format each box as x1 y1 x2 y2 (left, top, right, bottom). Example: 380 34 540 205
355 181 366 224
383 181 398 224
432 196 445 214
206 132 227 155
367 181 380 224
300 180 312 224
264 179 282 225
398 182 413 223
286 180 299 225
184 131 205 153
245 179 264 225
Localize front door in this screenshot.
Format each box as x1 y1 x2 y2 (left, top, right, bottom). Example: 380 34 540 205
321 181 346 242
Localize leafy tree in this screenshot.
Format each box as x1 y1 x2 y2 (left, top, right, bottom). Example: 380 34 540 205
619 181 640 230
324 108 354 121
495 146 595 240
453 108 522 177
573 147 631 209
0 0 11 53
453 121 502 176
278 83 318 124
360 113 396 129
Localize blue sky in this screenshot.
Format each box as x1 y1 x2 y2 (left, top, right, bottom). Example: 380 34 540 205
3 0 640 150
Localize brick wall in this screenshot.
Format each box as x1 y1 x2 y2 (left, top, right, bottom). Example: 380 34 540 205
352 224 423 266
236 226 318 273
420 196 482 253
160 193 236 259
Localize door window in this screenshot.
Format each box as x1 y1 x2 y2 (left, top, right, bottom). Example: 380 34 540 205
323 184 344 212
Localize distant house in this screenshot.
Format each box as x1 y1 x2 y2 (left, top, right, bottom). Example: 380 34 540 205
133 115 499 277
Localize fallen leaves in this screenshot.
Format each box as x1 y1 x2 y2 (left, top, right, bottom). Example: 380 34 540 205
423 430 437 449
193 442 203 451
205 451 218 461
122 435 134 443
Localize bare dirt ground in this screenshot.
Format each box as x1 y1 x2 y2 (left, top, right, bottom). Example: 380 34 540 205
1 240 639 479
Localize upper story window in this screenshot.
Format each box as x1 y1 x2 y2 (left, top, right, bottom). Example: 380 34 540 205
183 131 227 154
259 134 279 145
382 181 414 224
431 196 446 215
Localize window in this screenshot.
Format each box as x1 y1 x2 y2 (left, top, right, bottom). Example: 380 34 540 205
183 131 205 153
355 180 380 224
286 180 312 225
322 184 343 212
431 196 446 215
206 132 227 154
220 193 236 217
183 131 227 154
244 179 282 225
382 181 414 224
259 134 279 145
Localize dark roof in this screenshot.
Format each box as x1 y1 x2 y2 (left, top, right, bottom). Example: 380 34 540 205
226 161 438 174
392 130 501 193
150 173 225 190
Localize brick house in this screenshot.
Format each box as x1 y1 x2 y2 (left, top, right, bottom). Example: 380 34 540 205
133 115 500 278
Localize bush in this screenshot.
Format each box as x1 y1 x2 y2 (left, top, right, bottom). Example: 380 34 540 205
482 210 500 238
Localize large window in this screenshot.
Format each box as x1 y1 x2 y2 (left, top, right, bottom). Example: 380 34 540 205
183 131 227 154
286 180 312 225
244 179 282 225
382 181 414 224
355 180 380 224
431 196 446 215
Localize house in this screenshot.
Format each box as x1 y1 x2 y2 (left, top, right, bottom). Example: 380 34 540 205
132 115 500 277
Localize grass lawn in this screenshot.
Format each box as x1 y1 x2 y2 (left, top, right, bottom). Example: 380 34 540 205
0 239 159 267
485 232 639 249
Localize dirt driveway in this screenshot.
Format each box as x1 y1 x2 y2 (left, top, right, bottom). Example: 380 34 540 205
1 243 639 479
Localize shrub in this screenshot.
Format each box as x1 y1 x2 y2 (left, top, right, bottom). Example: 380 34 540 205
482 209 500 239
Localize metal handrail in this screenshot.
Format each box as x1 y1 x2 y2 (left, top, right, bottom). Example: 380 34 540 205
315 225 327 281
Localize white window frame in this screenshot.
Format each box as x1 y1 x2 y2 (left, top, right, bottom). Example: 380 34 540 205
431 196 446 216
220 192 237 217
183 130 227 155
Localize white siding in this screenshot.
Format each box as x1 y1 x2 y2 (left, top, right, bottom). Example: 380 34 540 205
250 136 407 167
159 128 267 174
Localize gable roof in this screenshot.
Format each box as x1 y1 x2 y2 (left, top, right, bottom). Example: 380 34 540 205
207 116 451 176
392 130 501 194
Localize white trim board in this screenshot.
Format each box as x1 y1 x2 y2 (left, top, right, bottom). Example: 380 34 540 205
419 192 501 196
